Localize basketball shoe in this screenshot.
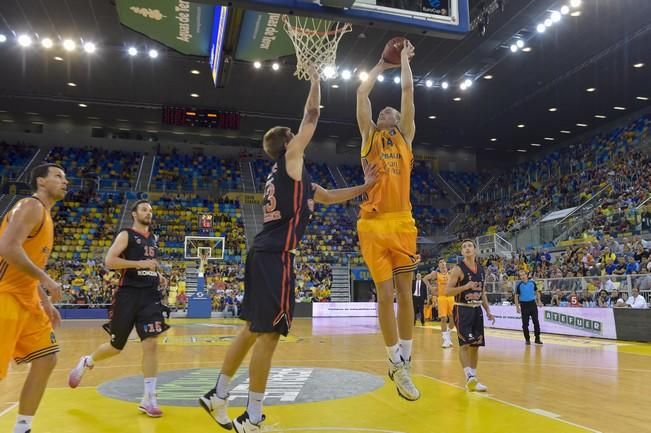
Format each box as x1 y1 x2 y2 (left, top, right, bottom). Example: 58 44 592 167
233 411 265 433
199 388 233 430
139 395 163 417
466 376 488 392
68 355 93 388
388 359 420 401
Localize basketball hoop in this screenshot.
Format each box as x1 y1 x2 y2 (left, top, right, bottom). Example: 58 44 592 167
282 15 352 81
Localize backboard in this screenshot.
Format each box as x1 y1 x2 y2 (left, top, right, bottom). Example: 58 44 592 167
215 0 470 38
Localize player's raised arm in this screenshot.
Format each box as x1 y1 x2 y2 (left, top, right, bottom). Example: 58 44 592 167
356 60 395 139
399 40 416 146
286 66 321 159
313 163 381 205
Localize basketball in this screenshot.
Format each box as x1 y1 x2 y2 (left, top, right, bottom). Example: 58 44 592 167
382 36 411 65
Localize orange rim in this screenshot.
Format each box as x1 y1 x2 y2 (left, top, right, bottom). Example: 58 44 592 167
282 15 352 37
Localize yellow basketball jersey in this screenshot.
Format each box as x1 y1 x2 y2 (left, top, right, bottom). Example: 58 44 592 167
0 197 54 311
360 127 413 215
436 272 449 294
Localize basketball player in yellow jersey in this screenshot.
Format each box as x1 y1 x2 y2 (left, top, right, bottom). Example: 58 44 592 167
423 259 456 348
356 39 420 401
0 163 67 433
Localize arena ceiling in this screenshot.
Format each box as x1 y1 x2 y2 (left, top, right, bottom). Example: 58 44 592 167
0 0 649 157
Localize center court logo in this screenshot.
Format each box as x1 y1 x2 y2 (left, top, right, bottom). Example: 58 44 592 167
98 367 384 407
544 310 603 335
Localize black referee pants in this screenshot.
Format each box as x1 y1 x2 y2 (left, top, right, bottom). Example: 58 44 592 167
520 301 540 341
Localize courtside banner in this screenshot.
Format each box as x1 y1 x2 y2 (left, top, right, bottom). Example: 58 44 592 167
484 306 617 339
116 0 214 55
313 302 404 317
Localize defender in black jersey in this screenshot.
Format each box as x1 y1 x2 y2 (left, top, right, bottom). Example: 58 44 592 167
68 200 168 417
200 67 382 433
444 239 495 393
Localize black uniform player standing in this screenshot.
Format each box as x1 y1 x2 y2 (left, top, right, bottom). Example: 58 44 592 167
68 200 169 417
445 239 495 393
200 66 381 433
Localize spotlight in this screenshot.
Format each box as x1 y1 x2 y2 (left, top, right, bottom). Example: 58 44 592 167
516 40 524 48
510 44 518 53
18 34 32 47
78 103 87 108
271 62 280 71
517 124 525 128
67 82 77 87
393 76 400 84
633 63 645 68
377 75 384 82
428 115 436 119
190 69 201 75
341 69 352 80
464 79 473 88
425 79 433 88
561 5 570 15
484 75 493 80
522 47 532 52
83 42 96 53
551 11 561 23
63 39 76 51
253 61 261 69
323 65 336 79
148 49 159 58
190 93 199 98
537 23 546 33
41 38 53 49
331 84 339 89
453 97 461 102
128 47 138 56
441 81 449 89
544 18 553 27
460 82 467 91
0 34 6 43
570 0 581 7
359 71 369 81
570 11 582 17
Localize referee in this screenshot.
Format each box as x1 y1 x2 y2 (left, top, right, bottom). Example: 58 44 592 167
515 270 543 345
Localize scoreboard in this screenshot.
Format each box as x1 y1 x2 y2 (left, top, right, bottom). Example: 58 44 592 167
162 106 240 130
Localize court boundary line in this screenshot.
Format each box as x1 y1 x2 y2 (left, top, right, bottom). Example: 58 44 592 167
420 374 603 433
0 402 17 418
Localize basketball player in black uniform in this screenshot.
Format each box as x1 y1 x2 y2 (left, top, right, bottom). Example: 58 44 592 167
199 67 381 433
445 239 495 392
68 200 169 417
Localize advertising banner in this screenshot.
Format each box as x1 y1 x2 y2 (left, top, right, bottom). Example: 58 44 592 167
116 0 214 55
234 11 295 62
313 302 401 317
485 306 617 339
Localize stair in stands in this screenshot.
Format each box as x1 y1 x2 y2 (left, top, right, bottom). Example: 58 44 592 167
184 266 198 297
239 159 262 251
330 264 351 302
135 154 155 192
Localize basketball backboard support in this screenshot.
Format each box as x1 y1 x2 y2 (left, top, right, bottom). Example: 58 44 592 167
184 236 225 260
210 0 469 38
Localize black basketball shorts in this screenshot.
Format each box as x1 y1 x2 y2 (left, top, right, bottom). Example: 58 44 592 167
240 249 295 337
453 304 485 347
103 287 170 350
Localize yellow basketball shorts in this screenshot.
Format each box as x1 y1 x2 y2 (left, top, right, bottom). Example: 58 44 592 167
0 293 59 380
357 212 419 283
438 295 455 318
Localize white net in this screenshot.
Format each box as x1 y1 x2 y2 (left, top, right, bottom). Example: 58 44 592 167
282 15 352 80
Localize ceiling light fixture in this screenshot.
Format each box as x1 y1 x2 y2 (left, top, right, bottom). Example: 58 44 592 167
522 47 532 52
323 65 336 79
560 5 570 15
425 79 433 88
516 149 527 153
517 124 525 128
510 44 518 53
78 103 87 108
484 75 493 80
537 23 546 33
359 71 368 81
549 107 558 112
570 11 582 17
551 11 561 22
272 62 280 71
190 93 199 98
544 18 553 27
544 137 555 141
83 42 96 53
594 114 607 119
636 96 649 101
253 61 262 69
576 123 588 127
18 34 32 47
190 69 200 75
570 0 582 7
148 49 159 58
633 63 645 68
63 39 76 51
531 143 542 147
560 130 571 134
53 56 64 62
453 97 462 102
586 87 596 92
0 34 6 43
490 138 497 142
331 84 339 88
341 70 352 80
67 82 77 87
613 106 626 110
394 76 401 84
516 40 525 48
441 81 449 89
428 115 437 119
128 47 138 56
41 38 53 49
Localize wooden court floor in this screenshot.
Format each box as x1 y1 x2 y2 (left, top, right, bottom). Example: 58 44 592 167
1 317 649 433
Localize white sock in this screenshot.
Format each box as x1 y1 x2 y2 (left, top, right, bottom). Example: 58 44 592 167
216 373 232 399
247 391 265 424
470 368 477 377
13 415 33 433
386 344 402 364
85 355 94 367
399 339 413 361
144 377 157 399
464 367 473 379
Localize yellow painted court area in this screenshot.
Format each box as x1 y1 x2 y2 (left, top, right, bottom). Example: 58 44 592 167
1 317 648 433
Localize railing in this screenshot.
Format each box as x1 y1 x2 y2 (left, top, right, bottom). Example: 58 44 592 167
484 273 651 306
552 185 611 244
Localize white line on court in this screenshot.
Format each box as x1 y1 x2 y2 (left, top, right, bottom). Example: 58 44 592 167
421 374 603 433
0 402 18 418
266 428 407 433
